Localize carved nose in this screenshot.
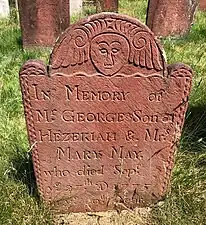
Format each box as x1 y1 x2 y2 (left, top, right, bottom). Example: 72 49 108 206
104 53 114 67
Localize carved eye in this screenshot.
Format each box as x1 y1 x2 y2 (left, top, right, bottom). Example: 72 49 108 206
112 48 119 54
100 48 107 54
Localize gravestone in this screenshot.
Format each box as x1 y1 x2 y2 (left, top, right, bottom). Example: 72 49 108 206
199 0 206 10
19 13 193 213
97 0 118 12
70 0 82 15
17 0 70 47
0 0 9 18
146 0 198 37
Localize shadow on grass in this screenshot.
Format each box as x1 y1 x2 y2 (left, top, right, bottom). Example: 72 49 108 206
186 27 206 42
9 148 40 200
161 25 206 45
16 36 23 48
181 104 206 154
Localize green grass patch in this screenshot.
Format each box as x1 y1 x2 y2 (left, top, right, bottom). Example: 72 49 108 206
0 1 205 224
0 15 53 225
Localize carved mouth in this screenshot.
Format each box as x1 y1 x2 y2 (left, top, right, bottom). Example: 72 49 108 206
104 66 113 69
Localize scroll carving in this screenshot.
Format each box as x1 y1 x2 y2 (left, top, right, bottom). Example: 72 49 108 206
20 60 48 76
129 31 163 70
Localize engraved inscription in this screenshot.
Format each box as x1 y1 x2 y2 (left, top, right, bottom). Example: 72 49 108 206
60 110 174 124
110 145 143 160
75 179 108 192
125 130 139 141
144 128 171 142
44 166 70 177
57 147 103 161
114 164 140 177
148 89 165 102
36 109 57 123
90 195 110 206
32 84 51 100
45 183 72 195
76 165 104 176
39 130 116 142
95 181 108 191
65 84 130 101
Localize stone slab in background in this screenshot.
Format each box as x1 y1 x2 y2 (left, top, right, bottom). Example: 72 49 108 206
199 0 206 10
146 0 198 37
0 0 9 18
17 0 70 47
19 13 193 213
96 0 118 12
70 0 82 15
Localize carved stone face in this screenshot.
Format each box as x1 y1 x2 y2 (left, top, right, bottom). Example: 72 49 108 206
90 33 129 76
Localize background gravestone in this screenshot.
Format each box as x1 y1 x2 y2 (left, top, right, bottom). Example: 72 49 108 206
96 0 118 12
17 0 70 47
19 13 193 213
199 0 206 10
0 0 9 18
146 0 198 37
70 0 82 15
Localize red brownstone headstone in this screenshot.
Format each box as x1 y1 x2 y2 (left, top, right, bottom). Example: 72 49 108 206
17 0 70 47
96 0 118 12
19 13 193 213
199 0 206 10
146 0 198 37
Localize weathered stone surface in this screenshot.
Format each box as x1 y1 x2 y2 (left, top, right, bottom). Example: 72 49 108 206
17 0 70 47
199 0 206 10
96 0 118 12
19 13 193 213
146 0 198 37
0 0 9 18
70 0 82 15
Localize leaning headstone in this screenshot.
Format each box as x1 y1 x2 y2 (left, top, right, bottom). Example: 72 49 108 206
199 0 206 10
70 0 82 15
19 13 193 213
96 0 118 12
17 0 70 47
146 0 198 37
0 0 9 18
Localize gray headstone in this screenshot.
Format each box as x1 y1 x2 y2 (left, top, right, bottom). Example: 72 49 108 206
70 0 82 15
0 0 9 18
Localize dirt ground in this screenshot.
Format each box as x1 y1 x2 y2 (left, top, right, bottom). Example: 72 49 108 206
54 207 151 225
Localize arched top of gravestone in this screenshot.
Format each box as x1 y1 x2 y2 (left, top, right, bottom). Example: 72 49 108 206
50 13 166 77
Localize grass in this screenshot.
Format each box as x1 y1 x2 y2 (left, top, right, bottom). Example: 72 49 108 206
148 9 206 225
0 12 52 225
0 0 205 224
